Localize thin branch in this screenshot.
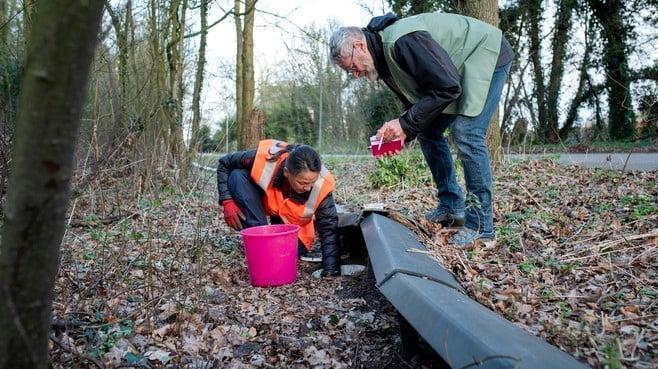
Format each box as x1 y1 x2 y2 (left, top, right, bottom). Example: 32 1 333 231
49 334 106 369
184 7 232 38
185 0 259 38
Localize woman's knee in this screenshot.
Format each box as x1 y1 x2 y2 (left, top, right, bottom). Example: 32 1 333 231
228 169 261 204
228 169 252 188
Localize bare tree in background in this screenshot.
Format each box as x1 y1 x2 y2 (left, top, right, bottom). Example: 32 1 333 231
189 0 209 156
244 108 264 148
104 0 130 131
0 1 104 368
457 0 505 166
165 0 189 182
235 0 257 149
588 0 635 140
234 0 244 147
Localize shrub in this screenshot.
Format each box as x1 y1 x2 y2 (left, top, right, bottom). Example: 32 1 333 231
368 150 431 189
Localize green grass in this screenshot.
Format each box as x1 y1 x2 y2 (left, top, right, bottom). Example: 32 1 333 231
508 138 657 154
520 260 536 274
601 339 623 369
620 194 658 220
368 150 432 189
558 301 573 319
498 224 522 252
587 138 657 151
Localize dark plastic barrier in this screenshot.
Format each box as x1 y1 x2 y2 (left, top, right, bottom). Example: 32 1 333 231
360 213 590 369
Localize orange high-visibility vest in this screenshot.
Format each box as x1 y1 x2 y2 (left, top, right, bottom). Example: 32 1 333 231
250 139 336 250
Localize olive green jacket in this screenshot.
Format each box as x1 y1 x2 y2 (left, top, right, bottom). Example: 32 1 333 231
380 12 502 117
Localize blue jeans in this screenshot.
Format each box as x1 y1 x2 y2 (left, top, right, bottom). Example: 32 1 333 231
418 62 511 237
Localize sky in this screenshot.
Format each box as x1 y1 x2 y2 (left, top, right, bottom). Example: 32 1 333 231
200 0 391 127
192 0 657 133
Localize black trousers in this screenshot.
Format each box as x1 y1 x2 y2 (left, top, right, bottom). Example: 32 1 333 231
228 169 307 256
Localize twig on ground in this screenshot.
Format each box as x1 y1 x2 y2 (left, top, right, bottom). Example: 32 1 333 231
49 334 106 369
352 341 360 369
560 231 657 262
518 183 550 213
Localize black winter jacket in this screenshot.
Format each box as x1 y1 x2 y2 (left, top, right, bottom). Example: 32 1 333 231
217 150 340 273
363 13 514 141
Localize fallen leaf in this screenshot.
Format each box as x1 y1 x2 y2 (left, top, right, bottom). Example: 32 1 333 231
144 348 171 364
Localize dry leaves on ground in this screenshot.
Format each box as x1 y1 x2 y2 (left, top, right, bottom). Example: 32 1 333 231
51 172 407 369
331 156 657 369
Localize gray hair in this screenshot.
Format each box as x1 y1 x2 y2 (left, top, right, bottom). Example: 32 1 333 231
329 27 365 66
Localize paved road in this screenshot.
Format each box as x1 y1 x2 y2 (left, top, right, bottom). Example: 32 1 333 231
507 153 658 172
199 152 658 172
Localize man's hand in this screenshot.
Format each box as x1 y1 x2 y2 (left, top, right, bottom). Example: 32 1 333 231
377 118 407 144
222 199 245 230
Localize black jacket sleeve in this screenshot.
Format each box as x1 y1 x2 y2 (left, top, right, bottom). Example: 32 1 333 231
314 192 339 273
392 31 462 140
216 150 257 203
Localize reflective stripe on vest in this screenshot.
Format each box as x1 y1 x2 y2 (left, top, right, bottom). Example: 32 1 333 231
255 140 285 190
303 166 329 218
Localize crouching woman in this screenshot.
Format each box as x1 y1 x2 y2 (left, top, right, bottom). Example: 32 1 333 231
216 139 340 277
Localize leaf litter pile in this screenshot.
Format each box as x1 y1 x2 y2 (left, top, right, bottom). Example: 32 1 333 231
52 171 408 369
51 155 656 369
329 154 657 369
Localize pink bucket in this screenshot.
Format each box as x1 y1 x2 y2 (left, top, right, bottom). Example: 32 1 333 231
239 224 300 287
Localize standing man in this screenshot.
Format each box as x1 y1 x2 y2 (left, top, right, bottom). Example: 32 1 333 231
329 12 513 246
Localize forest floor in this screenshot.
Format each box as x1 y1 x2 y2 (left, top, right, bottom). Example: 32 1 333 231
50 167 415 369
50 155 656 369
328 154 657 369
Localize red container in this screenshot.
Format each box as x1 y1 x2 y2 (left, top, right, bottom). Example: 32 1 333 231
370 136 403 158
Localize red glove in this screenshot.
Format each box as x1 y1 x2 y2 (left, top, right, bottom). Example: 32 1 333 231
222 199 245 230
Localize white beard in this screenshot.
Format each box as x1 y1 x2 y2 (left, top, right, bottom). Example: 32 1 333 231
365 68 379 81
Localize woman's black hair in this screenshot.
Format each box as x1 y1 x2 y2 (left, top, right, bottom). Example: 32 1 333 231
268 143 321 175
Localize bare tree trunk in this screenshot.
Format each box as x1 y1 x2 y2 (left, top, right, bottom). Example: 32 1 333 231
189 0 208 156
239 0 255 150
527 0 548 142
165 0 188 184
147 0 164 152
499 8 526 140
560 15 593 137
234 0 243 149
458 0 498 25
104 1 129 131
0 1 104 368
589 0 635 140
142 0 171 181
244 108 264 148
127 0 139 87
545 0 573 142
458 0 504 167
